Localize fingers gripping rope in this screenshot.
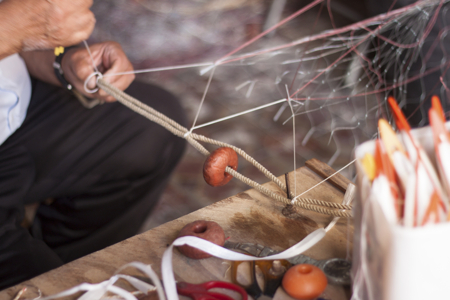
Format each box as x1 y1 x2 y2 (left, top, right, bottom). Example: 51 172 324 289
96 78 352 218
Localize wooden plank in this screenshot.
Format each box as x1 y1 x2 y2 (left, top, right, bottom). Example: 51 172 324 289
305 158 353 193
0 165 353 300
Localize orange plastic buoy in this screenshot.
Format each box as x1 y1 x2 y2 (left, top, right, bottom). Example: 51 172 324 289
282 264 328 300
203 147 238 186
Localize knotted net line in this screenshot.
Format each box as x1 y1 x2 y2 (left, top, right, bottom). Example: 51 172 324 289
97 78 352 218
93 0 450 219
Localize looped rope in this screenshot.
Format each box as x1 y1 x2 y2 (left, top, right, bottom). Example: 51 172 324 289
96 78 353 218
84 72 103 94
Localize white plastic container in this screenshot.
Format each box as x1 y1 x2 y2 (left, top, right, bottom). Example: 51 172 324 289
352 124 450 300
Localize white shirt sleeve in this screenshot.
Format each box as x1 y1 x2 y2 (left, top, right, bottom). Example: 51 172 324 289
0 54 32 145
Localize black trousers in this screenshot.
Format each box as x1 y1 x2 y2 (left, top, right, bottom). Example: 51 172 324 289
0 79 186 289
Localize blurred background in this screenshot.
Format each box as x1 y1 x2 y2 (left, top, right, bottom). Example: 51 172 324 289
88 0 369 230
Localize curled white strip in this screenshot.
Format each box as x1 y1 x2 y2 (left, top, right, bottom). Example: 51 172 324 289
115 262 165 300
162 228 326 300
77 278 116 300
39 281 115 300
29 230 324 300
37 262 162 300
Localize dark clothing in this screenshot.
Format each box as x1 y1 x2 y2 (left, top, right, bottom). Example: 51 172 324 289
0 79 186 289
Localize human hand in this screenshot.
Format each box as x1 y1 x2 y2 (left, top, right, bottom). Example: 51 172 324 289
2 0 95 52
62 42 135 102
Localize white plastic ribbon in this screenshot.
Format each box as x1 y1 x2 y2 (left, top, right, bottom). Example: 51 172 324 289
161 228 326 300
39 281 119 300
26 230 325 300
115 262 165 300
37 263 161 300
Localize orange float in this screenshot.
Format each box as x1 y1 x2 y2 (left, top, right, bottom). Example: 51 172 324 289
203 147 238 186
282 264 327 300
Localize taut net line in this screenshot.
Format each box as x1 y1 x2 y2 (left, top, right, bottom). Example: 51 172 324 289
97 78 352 218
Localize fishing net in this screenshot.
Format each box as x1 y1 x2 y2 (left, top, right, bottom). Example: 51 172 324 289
185 0 450 168
89 0 450 216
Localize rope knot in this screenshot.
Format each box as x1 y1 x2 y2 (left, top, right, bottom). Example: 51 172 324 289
183 131 192 138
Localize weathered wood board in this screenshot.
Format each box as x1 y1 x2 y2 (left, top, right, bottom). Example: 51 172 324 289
0 160 353 300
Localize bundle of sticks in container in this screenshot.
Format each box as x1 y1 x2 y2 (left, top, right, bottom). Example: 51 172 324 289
361 96 450 226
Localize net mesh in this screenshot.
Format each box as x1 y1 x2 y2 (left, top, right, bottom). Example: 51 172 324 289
185 0 450 171
90 0 450 208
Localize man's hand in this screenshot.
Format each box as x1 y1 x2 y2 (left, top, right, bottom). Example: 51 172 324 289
20 42 135 102
0 0 95 58
62 42 135 102
21 0 96 51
